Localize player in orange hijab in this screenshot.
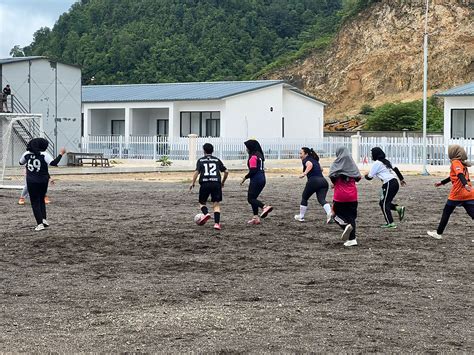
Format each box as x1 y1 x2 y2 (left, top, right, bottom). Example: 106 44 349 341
427 145 473 239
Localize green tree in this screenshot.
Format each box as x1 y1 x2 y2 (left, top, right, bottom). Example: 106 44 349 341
15 0 360 84
10 45 25 57
365 98 443 132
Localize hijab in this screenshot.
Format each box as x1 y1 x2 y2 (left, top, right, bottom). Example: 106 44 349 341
371 147 393 169
27 138 49 155
329 146 360 178
244 139 265 161
448 145 471 167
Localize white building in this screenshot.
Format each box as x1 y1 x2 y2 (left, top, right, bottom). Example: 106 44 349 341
436 81 474 140
0 56 82 154
82 80 325 140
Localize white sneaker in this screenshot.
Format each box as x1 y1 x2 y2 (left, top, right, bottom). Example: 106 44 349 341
341 224 353 241
344 239 358 247
42 219 49 227
326 213 335 224
427 230 442 239
35 224 45 231
294 214 305 222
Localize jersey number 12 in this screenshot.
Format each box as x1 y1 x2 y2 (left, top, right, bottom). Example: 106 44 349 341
203 163 217 176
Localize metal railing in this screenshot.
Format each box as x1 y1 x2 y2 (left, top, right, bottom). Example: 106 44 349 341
81 136 351 161
81 135 474 165
9 95 55 156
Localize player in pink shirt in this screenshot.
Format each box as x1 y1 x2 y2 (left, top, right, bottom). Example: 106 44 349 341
240 139 273 225
328 146 362 247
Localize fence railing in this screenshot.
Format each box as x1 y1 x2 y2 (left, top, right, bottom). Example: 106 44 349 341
81 136 352 161
358 136 474 166
81 135 474 165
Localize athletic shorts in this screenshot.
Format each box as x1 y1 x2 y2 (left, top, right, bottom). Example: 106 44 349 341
446 199 474 207
199 182 222 203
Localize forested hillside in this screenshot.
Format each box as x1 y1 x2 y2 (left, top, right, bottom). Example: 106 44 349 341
16 0 365 84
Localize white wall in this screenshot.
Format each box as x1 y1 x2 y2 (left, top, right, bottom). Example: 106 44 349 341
83 102 173 137
283 90 324 139
90 108 124 135
55 63 82 149
81 84 325 140
443 96 474 140
132 108 169 135
223 85 283 138
174 100 224 137
1 59 82 152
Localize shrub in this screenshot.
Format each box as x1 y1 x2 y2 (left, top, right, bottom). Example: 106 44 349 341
364 98 443 131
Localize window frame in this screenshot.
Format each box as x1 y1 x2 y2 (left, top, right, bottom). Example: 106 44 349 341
111 119 125 136
157 119 169 137
451 108 474 139
180 111 221 137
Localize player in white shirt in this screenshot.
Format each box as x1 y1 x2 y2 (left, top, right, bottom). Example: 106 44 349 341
364 147 406 229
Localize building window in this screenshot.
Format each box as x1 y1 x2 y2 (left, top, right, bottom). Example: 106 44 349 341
206 118 220 137
451 109 474 139
111 120 125 136
180 111 220 137
157 119 169 137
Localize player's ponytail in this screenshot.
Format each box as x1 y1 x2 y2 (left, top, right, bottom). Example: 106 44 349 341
302 147 320 161
371 147 393 169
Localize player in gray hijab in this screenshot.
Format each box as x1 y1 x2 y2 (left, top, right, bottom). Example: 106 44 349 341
329 146 361 247
329 146 360 178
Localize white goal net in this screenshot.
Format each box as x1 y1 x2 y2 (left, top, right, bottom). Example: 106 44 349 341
0 113 43 189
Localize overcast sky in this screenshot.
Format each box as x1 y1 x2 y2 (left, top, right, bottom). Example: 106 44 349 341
0 0 77 58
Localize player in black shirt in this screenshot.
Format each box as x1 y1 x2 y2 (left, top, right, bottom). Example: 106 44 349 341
190 143 229 230
19 138 66 231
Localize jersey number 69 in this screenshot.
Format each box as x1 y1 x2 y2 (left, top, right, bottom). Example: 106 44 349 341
27 159 41 172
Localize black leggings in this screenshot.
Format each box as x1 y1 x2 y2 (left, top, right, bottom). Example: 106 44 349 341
248 178 266 215
437 200 474 235
333 201 357 240
301 176 328 206
380 178 399 224
27 181 49 224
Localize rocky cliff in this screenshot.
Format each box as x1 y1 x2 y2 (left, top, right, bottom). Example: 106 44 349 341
262 0 474 119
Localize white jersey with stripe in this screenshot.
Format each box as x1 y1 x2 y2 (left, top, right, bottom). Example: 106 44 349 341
367 160 397 184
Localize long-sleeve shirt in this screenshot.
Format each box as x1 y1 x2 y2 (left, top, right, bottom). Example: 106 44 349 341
245 154 265 180
20 151 62 183
444 160 474 201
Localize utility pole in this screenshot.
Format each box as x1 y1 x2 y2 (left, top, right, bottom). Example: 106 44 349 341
422 0 430 175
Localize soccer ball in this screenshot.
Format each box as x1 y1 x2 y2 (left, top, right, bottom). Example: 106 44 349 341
194 213 203 224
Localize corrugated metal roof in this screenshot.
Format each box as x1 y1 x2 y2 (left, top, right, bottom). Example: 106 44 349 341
435 82 474 97
0 56 81 68
82 80 287 103
0 56 46 64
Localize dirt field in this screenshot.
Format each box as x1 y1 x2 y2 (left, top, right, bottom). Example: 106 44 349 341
1 173 472 352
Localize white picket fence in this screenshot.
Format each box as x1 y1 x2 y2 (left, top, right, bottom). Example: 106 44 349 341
358 136 474 165
81 136 352 161
81 135 474 165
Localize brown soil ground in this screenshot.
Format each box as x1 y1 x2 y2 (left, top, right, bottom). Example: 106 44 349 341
1 174 472 352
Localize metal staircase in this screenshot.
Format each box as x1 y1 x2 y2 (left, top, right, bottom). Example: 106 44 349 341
10 95 55 156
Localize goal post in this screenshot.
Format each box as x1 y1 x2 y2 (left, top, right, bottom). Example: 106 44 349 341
0 113 43 189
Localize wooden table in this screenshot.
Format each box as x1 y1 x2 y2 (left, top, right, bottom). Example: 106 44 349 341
67 152 110 167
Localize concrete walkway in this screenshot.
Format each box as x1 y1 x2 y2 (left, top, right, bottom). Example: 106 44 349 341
49 159 452 176
5 159 452 177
